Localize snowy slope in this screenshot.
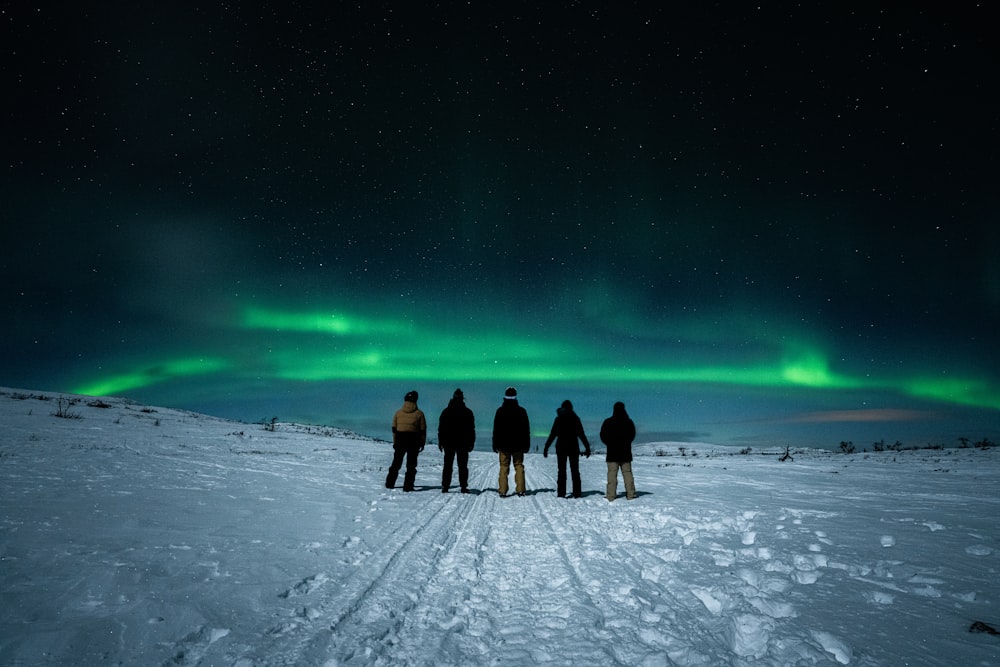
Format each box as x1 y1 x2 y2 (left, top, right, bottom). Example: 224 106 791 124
1 388 999 666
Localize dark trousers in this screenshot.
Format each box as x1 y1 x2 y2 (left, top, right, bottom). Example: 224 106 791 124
386 443 421 490
442 448 469 490
556 450 582 497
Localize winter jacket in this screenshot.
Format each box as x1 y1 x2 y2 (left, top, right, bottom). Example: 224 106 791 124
600 403 636 463
438 398 476 452
492 399 530 453
543 402 591 456
392 400 427 448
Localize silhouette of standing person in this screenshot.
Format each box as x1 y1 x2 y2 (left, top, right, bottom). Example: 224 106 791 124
385 390 426 492
543 400 591 498
600 401 637 501
438 388 475 493
492 386 530 497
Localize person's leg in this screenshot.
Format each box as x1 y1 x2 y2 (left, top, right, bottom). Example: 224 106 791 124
556 451 568 497
457 449 470 491
386 446 406 488
441 449 455 491
403 445 419 491
622 461 636 500
606 461 620 501
513 452 526 494
569 453 582 497
498 451 510 496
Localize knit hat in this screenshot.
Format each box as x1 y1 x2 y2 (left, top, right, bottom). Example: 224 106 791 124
453 388 464 399
504 386 517 400
404 390 418 402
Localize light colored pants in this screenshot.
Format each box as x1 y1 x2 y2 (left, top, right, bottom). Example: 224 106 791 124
498 451 525 495
607 461 636 501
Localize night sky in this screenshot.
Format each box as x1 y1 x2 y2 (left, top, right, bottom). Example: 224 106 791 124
4 4 998 448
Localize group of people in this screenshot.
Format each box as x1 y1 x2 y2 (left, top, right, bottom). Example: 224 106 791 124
385 387 637 502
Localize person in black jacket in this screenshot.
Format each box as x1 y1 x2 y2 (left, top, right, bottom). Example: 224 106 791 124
543 400 591 498
492 386 530 497
438 388 476 493
600 401 637 501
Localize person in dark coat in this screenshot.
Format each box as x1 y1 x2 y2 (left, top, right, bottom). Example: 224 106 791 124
385 390 427 492
438 388 476 493
492 386 530 497
600 401 637 501
543 400 591 498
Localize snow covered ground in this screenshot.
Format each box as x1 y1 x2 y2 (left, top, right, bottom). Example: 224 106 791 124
1 389 999 666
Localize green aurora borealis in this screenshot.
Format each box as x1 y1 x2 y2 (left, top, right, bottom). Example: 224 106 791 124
67 300 1000 440
70 304 998 410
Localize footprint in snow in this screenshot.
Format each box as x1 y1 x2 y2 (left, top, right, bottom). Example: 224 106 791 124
749 596 797 619
863 590 895 605
279 573 328 598
728 613 773 659
810 630 852 665
911 585 942 598
690 587 733 615
166 625 230 666
792 570 820 585
641 564 662 584
712 550 736 567
793 553 826 571
737 568 792 594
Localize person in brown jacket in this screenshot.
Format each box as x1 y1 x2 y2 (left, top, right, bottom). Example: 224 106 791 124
386 390 427 491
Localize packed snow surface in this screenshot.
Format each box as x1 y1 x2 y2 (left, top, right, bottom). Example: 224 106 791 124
2 389 999 666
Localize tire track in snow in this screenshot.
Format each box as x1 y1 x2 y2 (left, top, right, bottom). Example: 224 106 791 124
451 461 623 665
294 463 506 665
314 495 481 664
367 484 497 665
239 488 467 665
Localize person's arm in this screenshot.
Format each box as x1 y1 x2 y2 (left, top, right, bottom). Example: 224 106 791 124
492 409 502 452
522 410 532 453
543 418 556 456
468 410 476 450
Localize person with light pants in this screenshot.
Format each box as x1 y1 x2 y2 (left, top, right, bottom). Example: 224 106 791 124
600 401 637 501
492 386 530 497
